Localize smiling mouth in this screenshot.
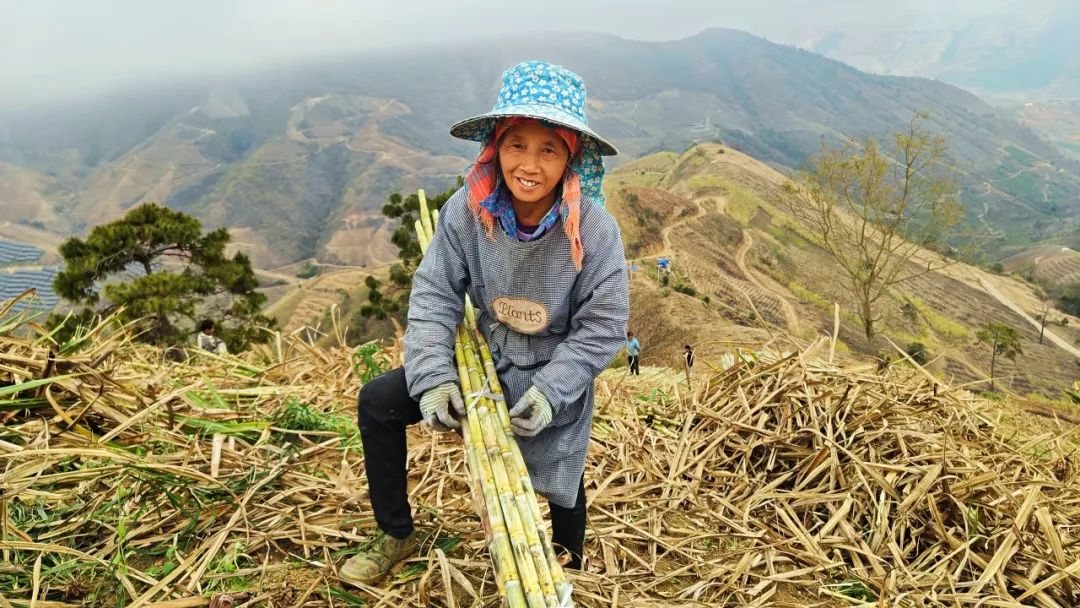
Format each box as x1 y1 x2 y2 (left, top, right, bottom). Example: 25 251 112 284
515 177 539 190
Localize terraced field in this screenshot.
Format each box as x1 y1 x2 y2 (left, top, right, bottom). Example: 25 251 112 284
669 217 791 331
267 267 383 334
282 288 341 333
1037 251 1080 286
1002 244 1080 287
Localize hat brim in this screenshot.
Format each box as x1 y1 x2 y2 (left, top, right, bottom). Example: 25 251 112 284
450 104 618 156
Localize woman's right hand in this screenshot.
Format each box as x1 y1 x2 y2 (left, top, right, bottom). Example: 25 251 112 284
419 382 466 432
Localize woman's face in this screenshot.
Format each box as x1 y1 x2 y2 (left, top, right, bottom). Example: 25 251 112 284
498 121 570 209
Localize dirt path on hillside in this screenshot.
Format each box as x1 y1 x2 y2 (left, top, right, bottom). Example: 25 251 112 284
978 277 1080 358
659 196 711 254
255 268 301 285
736 229 800 332
637 196 801 334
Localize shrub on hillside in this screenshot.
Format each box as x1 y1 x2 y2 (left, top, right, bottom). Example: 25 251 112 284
1058 283 1080 317
905 341 929 365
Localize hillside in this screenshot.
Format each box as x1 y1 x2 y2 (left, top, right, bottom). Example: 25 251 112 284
1016 99 1080 162
2 29 1078 268
607 143 1080 398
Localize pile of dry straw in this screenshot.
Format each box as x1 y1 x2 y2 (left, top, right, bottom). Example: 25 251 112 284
1 295 1078 607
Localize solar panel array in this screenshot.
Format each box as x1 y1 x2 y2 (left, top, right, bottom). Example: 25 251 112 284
0 267 60 313
0 239 43 265
1 237 170 316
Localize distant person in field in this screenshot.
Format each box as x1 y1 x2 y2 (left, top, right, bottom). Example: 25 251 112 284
626 331 641 375
196 319 228 354
683 344 695 385
343 61 629 585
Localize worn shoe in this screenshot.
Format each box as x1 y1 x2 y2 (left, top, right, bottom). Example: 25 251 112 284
339 529 419 585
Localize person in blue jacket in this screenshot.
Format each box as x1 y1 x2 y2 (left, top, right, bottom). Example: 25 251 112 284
340 61 629 585
626 331 641 375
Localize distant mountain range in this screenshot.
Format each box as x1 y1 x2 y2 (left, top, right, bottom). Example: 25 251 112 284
2 28 1078 268
801 3 1080 101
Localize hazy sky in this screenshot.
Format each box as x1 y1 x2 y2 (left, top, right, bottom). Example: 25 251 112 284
0 0 1039 108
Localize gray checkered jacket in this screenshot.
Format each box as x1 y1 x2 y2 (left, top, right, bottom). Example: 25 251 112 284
403 188 629 507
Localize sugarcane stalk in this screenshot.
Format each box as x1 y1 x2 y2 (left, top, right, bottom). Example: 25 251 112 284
418 189 433 245
459 328 559 605
466 321 573 604
455 338 528 607
459 328 548 608
416 189 573 607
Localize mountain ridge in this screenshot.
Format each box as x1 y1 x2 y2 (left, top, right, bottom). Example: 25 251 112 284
2 28 1078 267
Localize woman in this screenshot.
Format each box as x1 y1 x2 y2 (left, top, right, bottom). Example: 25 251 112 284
341 61 629 585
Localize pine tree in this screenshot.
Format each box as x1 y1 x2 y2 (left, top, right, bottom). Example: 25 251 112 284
53 202 274 350
357 178 462 323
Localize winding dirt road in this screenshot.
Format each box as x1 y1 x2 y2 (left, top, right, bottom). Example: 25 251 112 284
735 229 800 332
659 196 710 254
637 196 800 333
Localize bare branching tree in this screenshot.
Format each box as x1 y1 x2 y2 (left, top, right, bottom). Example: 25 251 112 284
783 113 967 345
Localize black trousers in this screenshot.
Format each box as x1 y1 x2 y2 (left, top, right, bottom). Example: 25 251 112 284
627 355 640 375
357 368 587 569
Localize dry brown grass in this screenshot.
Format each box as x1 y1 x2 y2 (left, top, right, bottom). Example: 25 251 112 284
3 294 1080 607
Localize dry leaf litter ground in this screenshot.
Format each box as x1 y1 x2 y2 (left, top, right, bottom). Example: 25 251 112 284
2 299 1079 607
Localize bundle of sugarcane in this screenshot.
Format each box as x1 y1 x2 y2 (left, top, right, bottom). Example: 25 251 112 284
413 190 573 608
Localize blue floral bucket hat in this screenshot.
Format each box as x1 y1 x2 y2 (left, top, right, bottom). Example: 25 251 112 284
450 61 618 157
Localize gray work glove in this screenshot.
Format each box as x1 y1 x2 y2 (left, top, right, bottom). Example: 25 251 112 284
507 386 553 437
419 382 465 432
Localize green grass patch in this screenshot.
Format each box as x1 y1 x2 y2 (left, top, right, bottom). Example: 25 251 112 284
685 174 724 193
275 398 361 450
833 339 851 355
1025 391 1076 409
883 327 931 351
998 171 1042 202
823 579 877 602
765 223 815 249
789 282 831 312
717 181 761 225
908 295 969 340
677 148 707 171
1004 145 1037 166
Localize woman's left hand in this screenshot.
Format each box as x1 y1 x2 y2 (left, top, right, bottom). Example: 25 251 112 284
507 386 553 437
